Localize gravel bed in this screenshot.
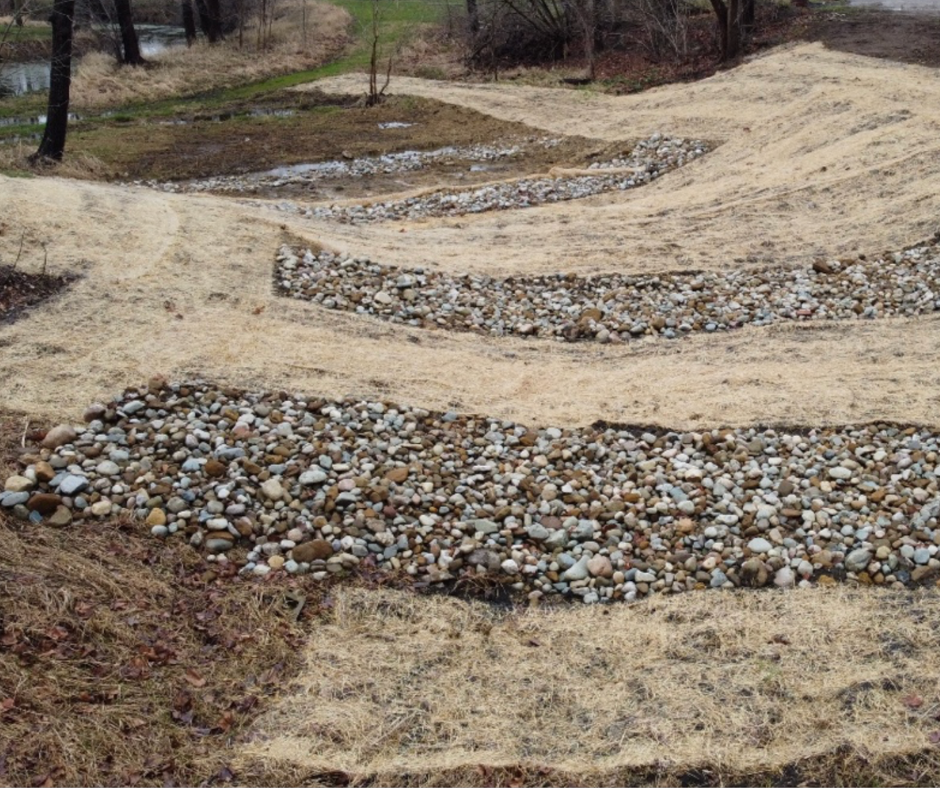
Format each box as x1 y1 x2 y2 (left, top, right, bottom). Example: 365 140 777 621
132 138 560 195
257 133 709 223
275 240 940 341
5 381 940 602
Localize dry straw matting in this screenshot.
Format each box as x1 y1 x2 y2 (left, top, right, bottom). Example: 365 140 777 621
5 40 940 782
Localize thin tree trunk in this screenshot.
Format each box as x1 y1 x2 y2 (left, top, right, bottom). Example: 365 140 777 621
742 0 754 30
12 0 24 26
710 0 742 59
726 0 740 58
32 0 75 162
181 0 197 44
204 0 222 42
114 0 145 64
583 0 595 79
466 0 479 36
193 0 211 38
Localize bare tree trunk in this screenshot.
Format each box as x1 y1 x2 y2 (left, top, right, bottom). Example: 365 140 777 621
193 0 212 38
708 0 739 61
181 0 197 44
32 0 74 162
204 0 222 41
742 0 754 31
582 0 595 79
12 0 24 26
466 0 479 35
366 0 390 106
114 0 145 64
726 0 740 58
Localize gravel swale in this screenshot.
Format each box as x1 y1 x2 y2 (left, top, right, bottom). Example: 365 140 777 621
133 138 561 194
5 381 940 602
275 240 940 341
256 134 709 223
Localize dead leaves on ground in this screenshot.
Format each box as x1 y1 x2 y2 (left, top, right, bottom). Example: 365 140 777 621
0 519 313 786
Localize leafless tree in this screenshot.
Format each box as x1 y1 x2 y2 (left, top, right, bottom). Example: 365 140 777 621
366 0 390 106
31 0 75 162
634 0 688 61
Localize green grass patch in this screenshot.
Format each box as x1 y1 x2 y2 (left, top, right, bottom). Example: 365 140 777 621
0 92 48 121
0 22 52 42
0 0 461 144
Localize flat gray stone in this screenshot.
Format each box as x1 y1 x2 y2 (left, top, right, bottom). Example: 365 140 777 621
845 548 872 573
747 537 773 554
561 555 590 582
58 475 88 496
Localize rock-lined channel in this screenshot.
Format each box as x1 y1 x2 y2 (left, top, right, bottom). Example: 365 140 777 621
138 139 560 194
276 239 940 341
5 382 940 602
257 134 709 223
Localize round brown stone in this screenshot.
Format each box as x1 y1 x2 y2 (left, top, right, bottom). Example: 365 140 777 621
292 539 334 563
204 459 227 478
27 493 62 515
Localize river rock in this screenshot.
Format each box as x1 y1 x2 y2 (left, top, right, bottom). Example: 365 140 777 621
42 425 76 449
774 566 795 588
587 555 613 578
146 508 167 527
562 555 590 582
292 539 334 563
5 475 34 493
260 479 285 501
845 548 873 573
47 505 72 526
27 493 62 515
747 537 772 554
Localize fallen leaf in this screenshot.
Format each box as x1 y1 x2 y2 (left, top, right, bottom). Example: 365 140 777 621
0 697 14 712
183 668 207 688
214 710 236 733
904 694 924 709
930 731 940 744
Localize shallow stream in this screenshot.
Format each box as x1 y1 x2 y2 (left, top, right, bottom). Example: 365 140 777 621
0 24 186 98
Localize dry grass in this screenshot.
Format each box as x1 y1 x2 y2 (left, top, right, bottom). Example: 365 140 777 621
0 510 318 786
5 409 940 786
69 0 351 109
240 585 940 786
0 141 110 179
0 410 315 787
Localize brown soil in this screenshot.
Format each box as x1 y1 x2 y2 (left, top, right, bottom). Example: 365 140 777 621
803 8 940 67
71 92 622 200
0 264 74 324
570 6 940 97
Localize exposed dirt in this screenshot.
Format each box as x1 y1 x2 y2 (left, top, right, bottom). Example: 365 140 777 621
804 9 940 67
0 264 74 324
537 7 940 98
70 92 622 200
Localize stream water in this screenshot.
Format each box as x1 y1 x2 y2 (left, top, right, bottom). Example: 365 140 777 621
0 24 186 99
